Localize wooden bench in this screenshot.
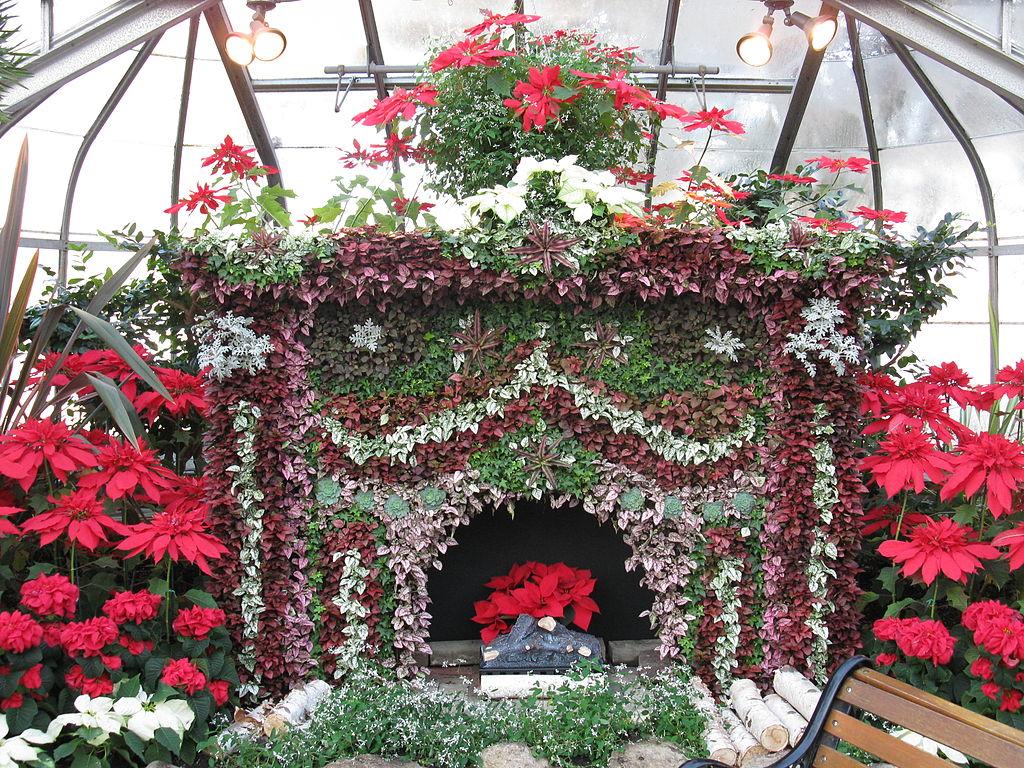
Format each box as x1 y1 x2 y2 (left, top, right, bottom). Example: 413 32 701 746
682 656 1024 768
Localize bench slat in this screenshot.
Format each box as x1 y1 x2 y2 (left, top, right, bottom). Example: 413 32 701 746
839 677 1024 768
824 711 957 768
853 669 1024 751
813 745 865 768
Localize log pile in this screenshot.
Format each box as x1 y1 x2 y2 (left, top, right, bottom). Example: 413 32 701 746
218 679 333 750
694 667 822 767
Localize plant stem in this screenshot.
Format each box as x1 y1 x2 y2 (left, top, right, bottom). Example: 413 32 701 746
165 557 173 643
893 493 908 541
69 543 77 586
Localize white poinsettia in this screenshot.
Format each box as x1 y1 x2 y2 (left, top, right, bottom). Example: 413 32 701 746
511 154 579 184
0 716 56 768
114 692 195 742
463 184 527 224
892 729 968 764
52 694 123 746
556 163 645 221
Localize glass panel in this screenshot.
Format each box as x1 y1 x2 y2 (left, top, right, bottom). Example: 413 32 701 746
1001 251 1024 324
792 59 868 153
1001 323 1024 371
921 1 1002 38
930 253 989 324
373 0 486 65
0 125 77 236
908 322 991 383
913 54 1024 139
877 142 985 229
1015 2 1024 47
8 0 41 49
673 0 813 79
523 0 666 64
53 0 115 36
862 51 956 148
181 22 256 147
226 0 367 78
975 133 1024 240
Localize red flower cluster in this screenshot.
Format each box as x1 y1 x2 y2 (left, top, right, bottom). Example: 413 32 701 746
102 590 162 625
0 419 97 492
805 155 874 174
963 601 1024 712
472 561 600 643
172 606 226 639
503 65 575 132
118 509 228 575
464 11 540 37
161 657 207 695
0 611 43 654
878 517 998 585
353 84 438 126
431 37 514 73
20 573 79 619
872 616 955 666
201 135 277 178
852 205 907 226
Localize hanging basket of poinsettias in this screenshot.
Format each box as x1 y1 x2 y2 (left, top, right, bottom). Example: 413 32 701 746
471 561 601 643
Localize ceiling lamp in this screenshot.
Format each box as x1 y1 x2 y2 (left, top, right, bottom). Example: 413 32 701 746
737 2 838 67
226 1 288 66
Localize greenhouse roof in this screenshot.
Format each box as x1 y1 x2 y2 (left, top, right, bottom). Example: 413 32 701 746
0 0 1022 378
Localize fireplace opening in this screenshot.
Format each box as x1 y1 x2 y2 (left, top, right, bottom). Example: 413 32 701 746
426 500 656 644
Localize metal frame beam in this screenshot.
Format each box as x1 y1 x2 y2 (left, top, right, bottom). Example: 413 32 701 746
770 3 831 172
59 35 161 282
833 0 1024 111
645 0 683 196
2 0 220 120
170 15 200 230
205 3 283 191
889 37 1000 377
846 16 883 210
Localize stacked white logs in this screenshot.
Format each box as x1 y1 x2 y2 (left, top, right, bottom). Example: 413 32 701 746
217 679 333 751
692 667 823 767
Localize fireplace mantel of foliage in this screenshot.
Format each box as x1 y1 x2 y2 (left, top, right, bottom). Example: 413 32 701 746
179 225 880 696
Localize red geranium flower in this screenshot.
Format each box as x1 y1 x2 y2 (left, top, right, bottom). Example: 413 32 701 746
208 679 231 707
940 432 1024 518
769 173 816 184
431 37 514 72
993 360 1024 406
878 517 998 585
21 489 126 551
352 84 438 126
102 590 161 625
963 600 1020 631
993 526 1024 570
970 656 994 680
164 183 232 215
860 429 953 496
922 362 973 408
864 382 969 444
0 694 22 711
872 616 906 642
894 617 955 665
0 611 43 653
117 509 229 575
504 66 574 131
0 418 98 491
875 652 897 666
971 612 1024 666
19 664 42 691
682 107 744 135
65 665 113 697
805 155 874 174
860 504 931 538
172 605 226 639
464 11 540 36
61 617 118 658
79 438 176 502
161 658 207 695
852 205 907 226
119 634 153 656
1001 689 1023 713
19 573 79 619
982 681 1001 700
133 368 207 424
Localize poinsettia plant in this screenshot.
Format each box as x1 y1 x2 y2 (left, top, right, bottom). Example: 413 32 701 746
859 358 1024 726
472 561 600 643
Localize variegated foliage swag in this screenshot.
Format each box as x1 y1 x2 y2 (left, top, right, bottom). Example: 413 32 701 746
180 227 880 696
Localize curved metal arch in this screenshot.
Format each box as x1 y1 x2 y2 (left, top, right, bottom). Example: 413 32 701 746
888 37 1000 378
846 16 882 211
58 35 162 284
170 15 201 230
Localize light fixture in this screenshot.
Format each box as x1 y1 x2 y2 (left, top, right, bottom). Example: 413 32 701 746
788 10 838 51
736 15 775 67
736 2 838 66
225 1 289 66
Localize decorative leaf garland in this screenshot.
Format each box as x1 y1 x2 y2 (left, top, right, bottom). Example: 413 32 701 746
807 405 840 681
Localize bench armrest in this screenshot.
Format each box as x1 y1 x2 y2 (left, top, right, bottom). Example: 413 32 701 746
680 760 734 768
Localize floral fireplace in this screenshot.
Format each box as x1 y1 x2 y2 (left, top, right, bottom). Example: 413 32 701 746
181 225 877 696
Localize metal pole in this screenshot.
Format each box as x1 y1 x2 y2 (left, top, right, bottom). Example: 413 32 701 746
58 35 161 284
40 0 53 53
846 16 883 210
170 14 199 230
645 0 683 198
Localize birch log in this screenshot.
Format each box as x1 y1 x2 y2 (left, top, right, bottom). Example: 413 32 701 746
687 676 738 765
262 679 333 735
721 708 768 767
728 679 789 752
772 666 822 721
763 693 808 746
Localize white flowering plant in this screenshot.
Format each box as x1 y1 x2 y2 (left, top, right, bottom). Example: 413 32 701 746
452 155 644 279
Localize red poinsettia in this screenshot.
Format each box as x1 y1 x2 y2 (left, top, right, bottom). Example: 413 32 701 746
797 215 856 233
940 432 1024 518
805 155 874 174
117 509 228 575
768 173 816 184
431 37 514 72
352 84 438 126
161 658 207 695
504 66 575 131
571 69 651 111
878 517 998 585
993 526 1024 570
860 429 953 496
864 381 969 444
132 368 207 424
857 370 897 418
472 561 599 643
463 11 540 36
0 507 19 537
201 135 276 178
992 360 1024 405
860 504 931 538
160 475 208 517
164 183 232 215
0 419 98 491
21 489 126 551
78 438 176 502
922 362 973 408
682 107 744 135
852 205 907 226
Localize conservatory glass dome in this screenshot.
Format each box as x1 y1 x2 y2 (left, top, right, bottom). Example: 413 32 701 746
0 0 1021 380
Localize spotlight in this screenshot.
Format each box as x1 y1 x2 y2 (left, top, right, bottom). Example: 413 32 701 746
788 10 839 51
737 15 774 67
225 1 288 66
